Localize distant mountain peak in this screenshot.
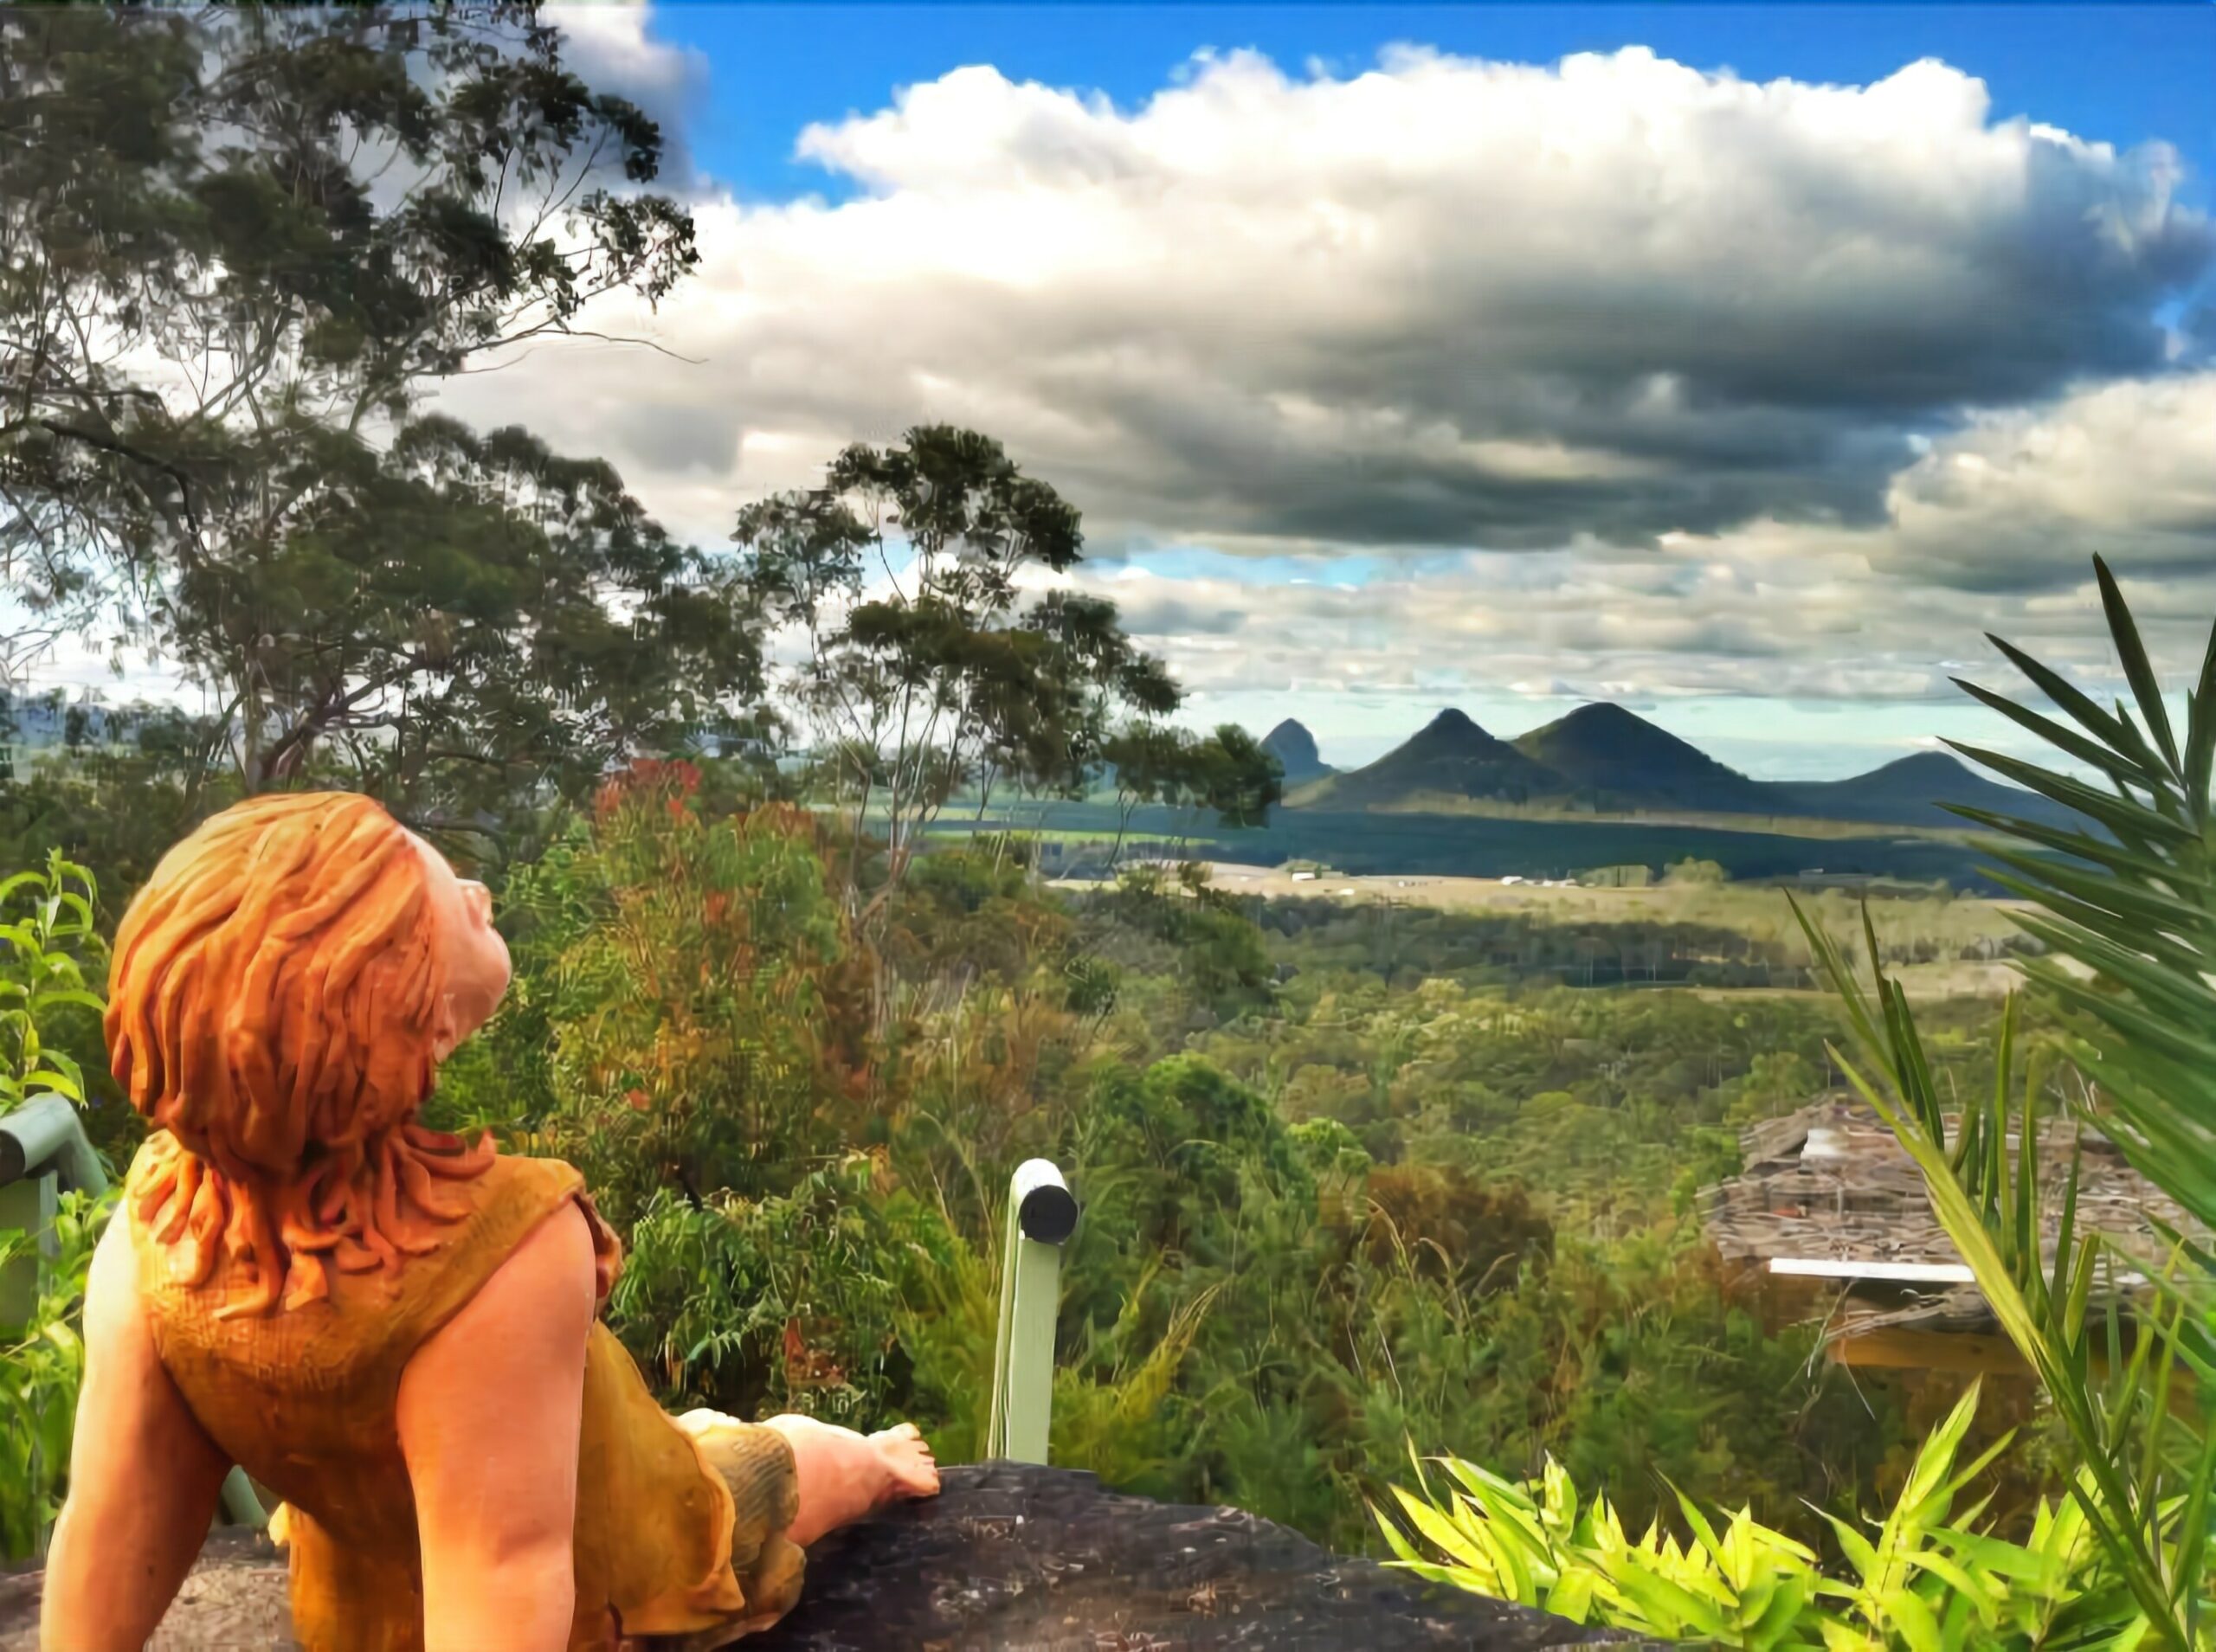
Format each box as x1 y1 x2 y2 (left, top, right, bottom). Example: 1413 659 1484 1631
1550 702 1659 737
1401 708 1502 756
1777 748 2084 832
1872 750 1973 778
1290 705 1561 809
1262 718 1334 784
1511 701 1768 810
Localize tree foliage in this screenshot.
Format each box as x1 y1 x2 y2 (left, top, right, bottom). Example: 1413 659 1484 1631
0 4 739 827
0 852 115 1560
730 425 1182 908
428 761 884 1227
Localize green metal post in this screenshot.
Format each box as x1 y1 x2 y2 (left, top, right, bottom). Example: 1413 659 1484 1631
985 1159 1077 1464
0 1169 58 1329
0 1094 266 1539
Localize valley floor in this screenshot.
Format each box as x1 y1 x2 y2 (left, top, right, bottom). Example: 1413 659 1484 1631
1069 862 2064 1000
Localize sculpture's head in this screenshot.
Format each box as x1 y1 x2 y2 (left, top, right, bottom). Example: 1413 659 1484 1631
108 791 506 1312
109 790 509 1161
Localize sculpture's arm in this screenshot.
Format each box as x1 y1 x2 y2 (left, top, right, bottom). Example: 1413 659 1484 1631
397 1199 596 1652
41 1216 231 1652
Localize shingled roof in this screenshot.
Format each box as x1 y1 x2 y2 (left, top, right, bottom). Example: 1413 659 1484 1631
1697 1096 2196 1347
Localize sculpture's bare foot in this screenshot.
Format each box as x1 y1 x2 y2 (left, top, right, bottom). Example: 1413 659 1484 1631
764 1414 938 1545
868 1423 941 1504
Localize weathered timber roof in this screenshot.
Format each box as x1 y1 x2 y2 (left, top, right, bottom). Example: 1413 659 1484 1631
1697 1096 2198 1343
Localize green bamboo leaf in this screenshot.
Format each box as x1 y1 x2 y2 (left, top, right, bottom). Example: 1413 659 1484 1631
1948 744 2194 846
1982 632 2138 753
2182 616 2216 813
1880 1584 1946 1652
1823 1510 1883 1586
1747 1573 1814 1651
1904 1382 1982 1509
1816 1619 1882 1652
1373 1501 1429 1566
1601 1559 1725 1637
1952 677 2154 793
1383 1555 1483 1592
0 873 48 910
28 989 106 1027
1900 1552 1998 1623
1733 1563 1776 1628
1940 1430 2018 1510
1394 1485 1495 1578
1669 1482 1727 1569
1937 1529 2060 1587
2095 556 2184 779
1459 1478 1551 1584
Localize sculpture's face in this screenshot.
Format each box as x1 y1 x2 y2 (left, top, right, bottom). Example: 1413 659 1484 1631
409 831 512 1058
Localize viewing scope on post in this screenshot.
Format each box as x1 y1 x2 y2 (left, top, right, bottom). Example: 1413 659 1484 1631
986 1159 1078 1465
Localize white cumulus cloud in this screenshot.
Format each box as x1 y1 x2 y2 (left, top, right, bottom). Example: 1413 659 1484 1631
441 43 2209 562
416 35 2216 729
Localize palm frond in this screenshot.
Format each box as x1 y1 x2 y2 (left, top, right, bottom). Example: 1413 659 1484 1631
1797 556 2216 1645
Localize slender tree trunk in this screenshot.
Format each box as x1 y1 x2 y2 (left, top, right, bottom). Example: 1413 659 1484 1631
1108 789 1137 872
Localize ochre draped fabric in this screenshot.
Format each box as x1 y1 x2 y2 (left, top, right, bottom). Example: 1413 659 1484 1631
127 1135 767 1651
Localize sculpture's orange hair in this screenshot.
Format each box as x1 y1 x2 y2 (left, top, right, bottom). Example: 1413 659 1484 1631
107 791 493 1317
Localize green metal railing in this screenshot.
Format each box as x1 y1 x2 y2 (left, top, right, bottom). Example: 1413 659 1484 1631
0 1095 266 1541
986 1158 1078 1464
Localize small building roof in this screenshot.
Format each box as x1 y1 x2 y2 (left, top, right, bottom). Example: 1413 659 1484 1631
1697 1096 2198 1348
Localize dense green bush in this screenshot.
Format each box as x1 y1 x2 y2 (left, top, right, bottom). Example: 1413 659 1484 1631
1 1190 106 1561
1382 1383 2137 1649
0 852 119 1560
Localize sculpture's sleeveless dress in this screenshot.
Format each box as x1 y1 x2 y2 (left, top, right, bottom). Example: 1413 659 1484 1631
125 1135 804 1651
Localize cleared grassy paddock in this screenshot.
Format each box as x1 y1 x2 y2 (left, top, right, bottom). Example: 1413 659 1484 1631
921 799 2012 891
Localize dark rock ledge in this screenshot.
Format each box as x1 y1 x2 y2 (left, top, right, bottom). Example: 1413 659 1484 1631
2 1462 1659 1649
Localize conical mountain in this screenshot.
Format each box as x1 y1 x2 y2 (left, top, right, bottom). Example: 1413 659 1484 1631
1776 751 2084 831
1262 718 1335 785
1292 709 1567 809
1513 703 1770 812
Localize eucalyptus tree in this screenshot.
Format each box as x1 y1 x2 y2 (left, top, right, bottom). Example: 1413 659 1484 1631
1 3 741 832
1100 721 1285 868
731 425 1187 916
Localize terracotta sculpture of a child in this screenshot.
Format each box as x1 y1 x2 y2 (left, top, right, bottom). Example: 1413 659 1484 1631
41 791 938 1651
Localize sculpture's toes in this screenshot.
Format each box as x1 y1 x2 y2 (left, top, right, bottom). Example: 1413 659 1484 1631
869 1424 941 1499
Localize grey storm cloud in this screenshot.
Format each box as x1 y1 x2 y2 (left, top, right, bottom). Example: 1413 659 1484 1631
607 401 742 477
449 44 2212 574
416 29 2216 710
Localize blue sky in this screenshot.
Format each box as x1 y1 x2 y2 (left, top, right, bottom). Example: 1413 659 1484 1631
654 5 2216 219
467 7 2216 775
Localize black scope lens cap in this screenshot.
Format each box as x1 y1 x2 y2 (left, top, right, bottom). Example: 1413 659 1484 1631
1017 1181 1079 1244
